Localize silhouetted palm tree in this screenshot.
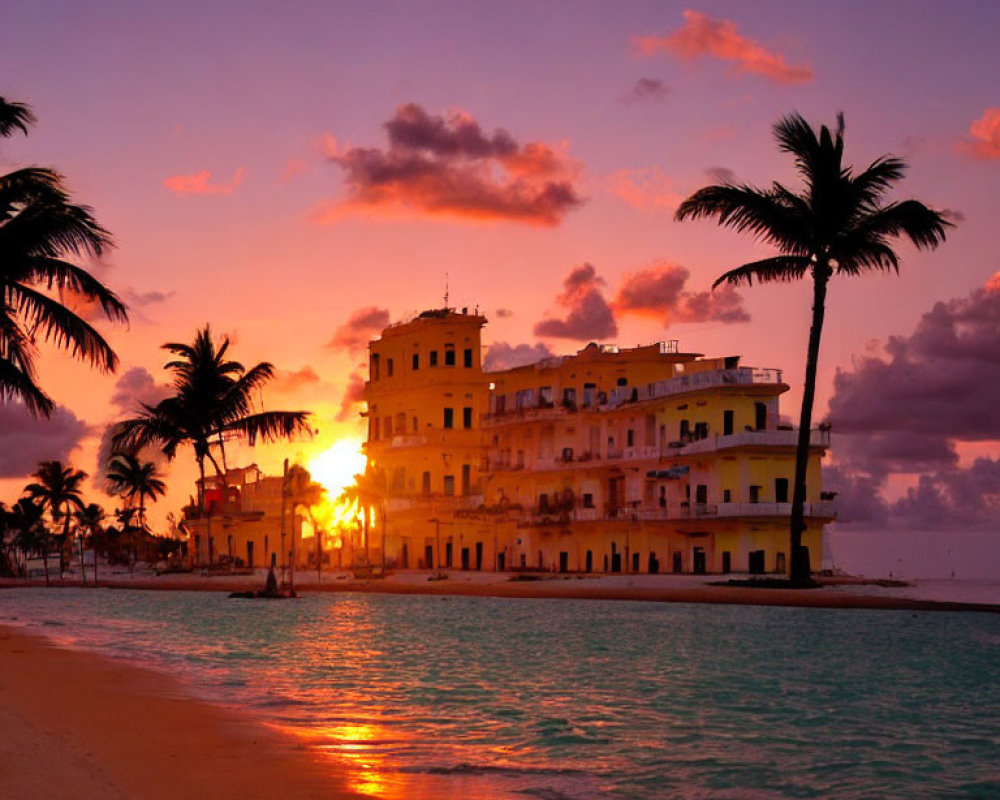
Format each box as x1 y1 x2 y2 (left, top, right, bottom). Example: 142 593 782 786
112 326 312 510
675 112 950 585
9 497 50 584
105 453 166 533
0 96 128 416
75 502 106 585
25 460 87 575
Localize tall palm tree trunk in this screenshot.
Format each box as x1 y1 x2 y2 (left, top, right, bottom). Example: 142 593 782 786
789 267 830 585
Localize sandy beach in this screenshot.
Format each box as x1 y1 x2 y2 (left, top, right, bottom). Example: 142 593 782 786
3 567 996 612
0 625 362 800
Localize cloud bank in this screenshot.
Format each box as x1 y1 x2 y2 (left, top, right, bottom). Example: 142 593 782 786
0 402 91 478
826 275 1000 528
484 342 555 372
635 10 814 85
318 103 584 226
534 264 618 340
958 107 1000 159
615 262 750 324
327 306 391 354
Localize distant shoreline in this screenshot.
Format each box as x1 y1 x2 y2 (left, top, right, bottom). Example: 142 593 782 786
2 571 997 613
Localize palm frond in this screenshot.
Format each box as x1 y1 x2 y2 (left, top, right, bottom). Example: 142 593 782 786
851 200 952 250
22 256 129 323
225 411 312 446
7 282 119 370
0 198 113 258
0 358 54 416
0 97 35 138
712 256 812 289
675 184 809 253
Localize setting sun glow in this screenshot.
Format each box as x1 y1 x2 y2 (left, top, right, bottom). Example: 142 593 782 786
308 439 367 499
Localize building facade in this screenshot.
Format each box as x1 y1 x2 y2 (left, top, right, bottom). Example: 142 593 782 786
363 309 833 575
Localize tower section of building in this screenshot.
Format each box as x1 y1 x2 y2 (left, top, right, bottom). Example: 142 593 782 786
364 308 489 569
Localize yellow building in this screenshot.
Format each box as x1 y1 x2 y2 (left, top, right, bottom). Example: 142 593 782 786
363 309 833 575
182 465 308 571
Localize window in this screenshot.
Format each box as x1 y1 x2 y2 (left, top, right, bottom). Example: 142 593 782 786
386 358 394 377
370 417 380 441
384 416 392 437
412 353 419 370
583 493 594 508
680 419 691 440
443 408 454 428
412 416 418 432
430 350 438 366
749 485 762 503
627 429 635 447
422 471 431 495
371 353 380 380
775 478 789 503
463 407 473 429
617 377 627 386
461 464 471 495
723 489 732 503
539 386 553 407
443 475 455 496
464 348 473 368
395 412 405 433
723 410 735 436
445 347 456 366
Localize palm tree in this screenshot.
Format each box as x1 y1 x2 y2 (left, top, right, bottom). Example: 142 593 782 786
0 96 128 416
112 326 312 504
676 112 950 585
105 453 166 533
24 460 87 576
9 497 50 584
75 502 106 585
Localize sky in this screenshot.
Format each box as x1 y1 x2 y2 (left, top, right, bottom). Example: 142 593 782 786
1 0 998 531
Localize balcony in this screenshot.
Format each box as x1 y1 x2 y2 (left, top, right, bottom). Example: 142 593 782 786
603 366 785 409
668 427 830 456
514 500 836 526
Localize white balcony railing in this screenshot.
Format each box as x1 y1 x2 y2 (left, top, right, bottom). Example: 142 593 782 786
669 428 830 455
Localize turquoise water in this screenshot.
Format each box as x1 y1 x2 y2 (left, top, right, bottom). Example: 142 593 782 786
1 588 997 799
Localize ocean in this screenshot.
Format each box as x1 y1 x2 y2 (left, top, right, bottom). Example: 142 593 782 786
2 587 997 799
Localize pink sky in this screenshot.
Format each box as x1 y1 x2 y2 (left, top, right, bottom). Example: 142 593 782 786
1 1 998 530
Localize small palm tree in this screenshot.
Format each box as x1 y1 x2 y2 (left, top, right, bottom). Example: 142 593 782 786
112 326 311 508
0 96 128 416
9 497 50 584
24 460 87 576
676 112 950 584
105 453 166 533
75 502 106 585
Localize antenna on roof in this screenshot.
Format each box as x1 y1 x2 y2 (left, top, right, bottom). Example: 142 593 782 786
444 273 449 308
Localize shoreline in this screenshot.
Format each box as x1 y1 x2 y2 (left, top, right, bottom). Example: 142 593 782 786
0 625 363 800
3 570 997 613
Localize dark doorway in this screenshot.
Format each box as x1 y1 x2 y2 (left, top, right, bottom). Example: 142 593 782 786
559 551 569 572
749 550 765 574
425 544 434 570
775 478 789 503
445 541 453 567
497 551 505 571
672 551 683 573
632 552 640 573
246 541 254 569
461 547 470 570
585 550 593 572
695 484 708 505
648 552 659 574
723 410 734 436
693 547 706 574
475 541 483 570
721 551 731 574
461 464 471 495
401 543 409 569
610 542 622 573
755 402 767 430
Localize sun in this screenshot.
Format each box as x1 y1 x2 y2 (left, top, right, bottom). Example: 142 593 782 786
308 439 367 499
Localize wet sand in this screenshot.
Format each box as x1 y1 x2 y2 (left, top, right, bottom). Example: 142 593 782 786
0 626 362 800
3 569 996 612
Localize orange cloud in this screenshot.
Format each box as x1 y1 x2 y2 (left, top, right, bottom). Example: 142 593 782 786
315 103 584 226
608 167 682 210
534 263 617 340
613 261 749 325
327 306 391 354
635 10 814 85
163 167 245 196
958 108 1000 159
